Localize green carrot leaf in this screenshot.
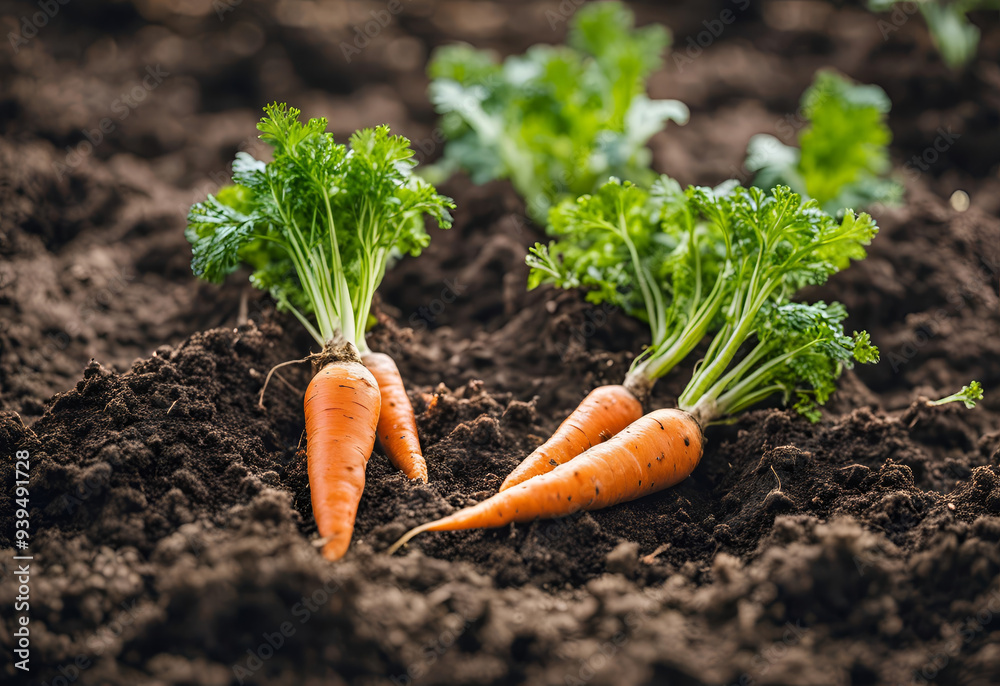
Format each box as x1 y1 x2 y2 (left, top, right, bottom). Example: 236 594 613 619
186 104 454 350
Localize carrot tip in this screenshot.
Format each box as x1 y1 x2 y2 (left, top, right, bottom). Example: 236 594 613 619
498 474 519 492
386 522 434 555
314 536 349 561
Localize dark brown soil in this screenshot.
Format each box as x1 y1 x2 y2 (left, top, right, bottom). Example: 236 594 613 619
1 1 999 685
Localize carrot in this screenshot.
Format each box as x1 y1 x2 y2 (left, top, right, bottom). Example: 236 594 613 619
305 356 381 561
188 109 454 562
388 408 702 553
500 385 643 491
362 352 427 482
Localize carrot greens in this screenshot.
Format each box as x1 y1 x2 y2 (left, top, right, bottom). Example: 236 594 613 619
529 180 881 418
186 103 454 353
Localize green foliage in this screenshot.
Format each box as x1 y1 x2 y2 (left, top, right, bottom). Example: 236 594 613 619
712 301 879 422
675 186 880 422
527 180 655 316
186 103 454 349
868 0 998 69
746 70 902 215
930 380 984 408
688 184 879 297
528 176 730 388
528 179 878 407
428 1 687 223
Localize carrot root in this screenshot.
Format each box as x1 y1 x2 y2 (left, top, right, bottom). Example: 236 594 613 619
305 353 381 561
499 385 643 491
362 352 427 482
386 522 436 555
389 408 703 553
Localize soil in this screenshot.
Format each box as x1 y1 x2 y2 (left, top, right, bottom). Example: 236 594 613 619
2 1 1000 685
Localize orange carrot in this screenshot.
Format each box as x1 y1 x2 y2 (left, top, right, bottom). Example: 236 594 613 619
362 352 427 482
388 408 702 553
500 385 643 491
305 358 381 561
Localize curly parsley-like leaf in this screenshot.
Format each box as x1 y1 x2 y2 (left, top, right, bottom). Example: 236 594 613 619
930 380 984 409
185 103 454 350
427 1 687 223
696 301 879 423
746 70 902 214
676 185 879 421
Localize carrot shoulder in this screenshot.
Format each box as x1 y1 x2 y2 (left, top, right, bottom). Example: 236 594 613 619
500 385 643 491
305 359 381 560
389 408 703 553
362 352 427 482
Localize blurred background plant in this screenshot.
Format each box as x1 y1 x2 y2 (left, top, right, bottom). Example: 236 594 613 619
868 0 1000 68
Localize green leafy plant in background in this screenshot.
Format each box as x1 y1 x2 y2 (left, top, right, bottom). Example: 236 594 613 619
745 70 903 215
427 0 688 224
869 0 999 69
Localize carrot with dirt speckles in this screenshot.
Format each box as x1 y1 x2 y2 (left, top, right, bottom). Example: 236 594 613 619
306 359 381 561
500 385 643 491
362 352 427 482
388 408 702 553
186 108 454 562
